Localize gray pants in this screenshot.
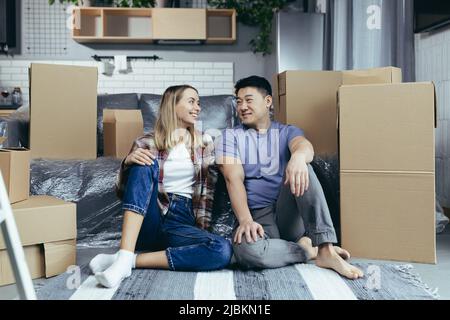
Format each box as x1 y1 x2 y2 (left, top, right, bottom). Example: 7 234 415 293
232 164 337 270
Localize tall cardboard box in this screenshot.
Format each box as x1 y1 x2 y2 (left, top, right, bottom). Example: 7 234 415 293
338 82 436 264
0 196 77 286
0 148 30 204
273 67 402 156
29 63 98 160
103 109 144 159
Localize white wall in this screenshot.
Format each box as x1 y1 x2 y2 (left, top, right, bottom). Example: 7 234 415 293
0 0 265 83
416 28 450 208
0 60 234 105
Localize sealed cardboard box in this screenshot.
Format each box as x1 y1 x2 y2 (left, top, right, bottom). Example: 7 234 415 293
0 195 77 286
0 195 77 250
0 239 76 286
103 109 144 159
342 67 402 85
29 63 98 160
339 83 435 172
0 148 30 204
338 82 436 264
273 67 402 156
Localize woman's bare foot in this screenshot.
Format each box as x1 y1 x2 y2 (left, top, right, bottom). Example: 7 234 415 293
315 244 364 280
298 237 318 260
334 246 351 260
297 237 351 261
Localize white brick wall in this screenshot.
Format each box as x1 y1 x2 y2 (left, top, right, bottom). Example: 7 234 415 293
0 60 235 106
416 32 450 208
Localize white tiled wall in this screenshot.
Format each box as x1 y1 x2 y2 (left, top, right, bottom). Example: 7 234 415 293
416 31 450 208
0 60 235 106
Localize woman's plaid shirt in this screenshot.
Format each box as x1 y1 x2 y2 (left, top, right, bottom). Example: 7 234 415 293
116 132 218 230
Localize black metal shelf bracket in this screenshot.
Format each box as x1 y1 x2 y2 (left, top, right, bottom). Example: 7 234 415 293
91 54 162 62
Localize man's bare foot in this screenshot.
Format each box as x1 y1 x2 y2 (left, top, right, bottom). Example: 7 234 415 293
315 244 364 280
297 237 351 261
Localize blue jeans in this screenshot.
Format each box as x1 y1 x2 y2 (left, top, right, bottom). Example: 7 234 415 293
122 164 232 271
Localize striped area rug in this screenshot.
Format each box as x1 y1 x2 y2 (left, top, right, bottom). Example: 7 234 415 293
36 263 438 300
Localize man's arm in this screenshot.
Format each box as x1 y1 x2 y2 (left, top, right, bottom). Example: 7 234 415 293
218 156 264 244
285 136 315 197
289 136 314 164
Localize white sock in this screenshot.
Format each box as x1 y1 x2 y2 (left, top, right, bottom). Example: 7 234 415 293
95 250 134 288
89 252 119 274
90 252 138 274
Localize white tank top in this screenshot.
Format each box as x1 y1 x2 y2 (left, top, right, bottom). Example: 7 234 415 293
163 143 195 198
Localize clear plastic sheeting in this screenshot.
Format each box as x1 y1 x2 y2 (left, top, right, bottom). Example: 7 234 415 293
30 157 123 245
210 171 236 240
310 155 341 244
0 119 7 148
437 202 449 234
1 105 30 148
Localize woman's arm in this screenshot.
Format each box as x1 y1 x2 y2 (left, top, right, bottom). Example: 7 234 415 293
116 134 157 199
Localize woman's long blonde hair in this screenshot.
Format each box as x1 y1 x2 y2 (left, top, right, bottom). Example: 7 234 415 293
154 85 203 151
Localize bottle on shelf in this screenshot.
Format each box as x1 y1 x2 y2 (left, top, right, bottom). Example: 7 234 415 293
11 87 23 107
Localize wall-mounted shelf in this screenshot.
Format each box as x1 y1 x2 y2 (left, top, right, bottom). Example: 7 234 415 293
206 9 236 44
72 7 236 44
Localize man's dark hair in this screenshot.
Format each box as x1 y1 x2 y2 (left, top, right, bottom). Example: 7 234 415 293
234 75 272 97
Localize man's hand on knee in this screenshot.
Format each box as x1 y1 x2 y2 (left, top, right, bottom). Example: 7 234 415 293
284 154 310 197
234 219 265 244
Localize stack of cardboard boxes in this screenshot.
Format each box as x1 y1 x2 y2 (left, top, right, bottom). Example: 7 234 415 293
0 63 100 286
0 149 77 286
274 67 436 264
339 82 436 264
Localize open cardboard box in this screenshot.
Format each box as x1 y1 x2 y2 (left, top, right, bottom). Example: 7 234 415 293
0 195 77 286
338 82 437 264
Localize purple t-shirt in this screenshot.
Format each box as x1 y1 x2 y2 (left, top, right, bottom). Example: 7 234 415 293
215 121 304 210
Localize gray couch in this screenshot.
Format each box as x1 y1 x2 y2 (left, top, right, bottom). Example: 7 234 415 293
0 93 341 246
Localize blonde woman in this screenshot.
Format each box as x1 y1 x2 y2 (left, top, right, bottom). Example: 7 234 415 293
90 85 232 288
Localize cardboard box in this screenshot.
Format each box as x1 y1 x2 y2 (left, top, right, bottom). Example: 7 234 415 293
0 239 76 286
29 63 98 160
0 148 30 204
0 195 77 250
341 67 402 85
273 67 402 156
338 82 436 264
0 195 77 286
103 109 144 159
